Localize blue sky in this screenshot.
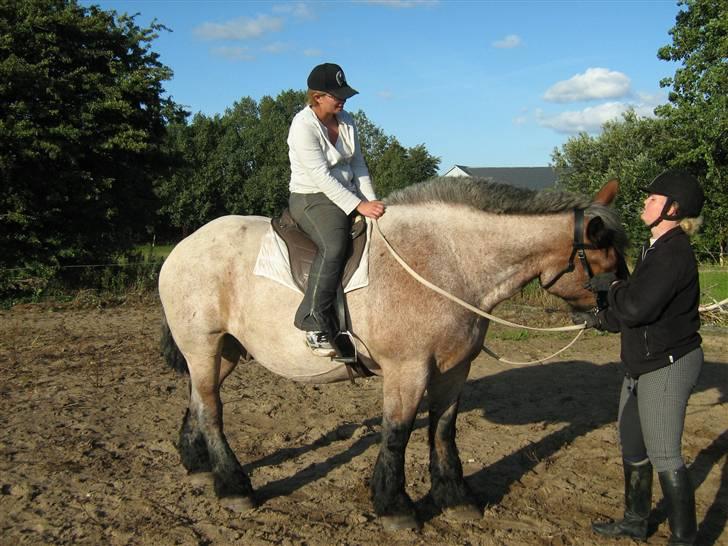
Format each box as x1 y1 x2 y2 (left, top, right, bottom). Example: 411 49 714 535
82 0 683 173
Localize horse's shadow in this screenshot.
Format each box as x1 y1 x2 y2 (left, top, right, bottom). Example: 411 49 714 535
242 357 727 542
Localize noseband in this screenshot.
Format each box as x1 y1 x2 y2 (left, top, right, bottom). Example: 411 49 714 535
541 208 597 291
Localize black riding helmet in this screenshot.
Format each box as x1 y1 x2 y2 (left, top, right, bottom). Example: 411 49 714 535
642 169 704 228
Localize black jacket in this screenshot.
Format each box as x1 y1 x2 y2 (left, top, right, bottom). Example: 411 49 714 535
597 227 701 377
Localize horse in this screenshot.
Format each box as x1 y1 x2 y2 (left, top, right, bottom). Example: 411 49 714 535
159 176 626 530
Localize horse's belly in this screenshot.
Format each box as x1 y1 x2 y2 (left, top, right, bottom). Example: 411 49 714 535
253 355 354 384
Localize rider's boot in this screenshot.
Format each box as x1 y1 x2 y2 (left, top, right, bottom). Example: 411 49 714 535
592 458 652 540
658 467 697 546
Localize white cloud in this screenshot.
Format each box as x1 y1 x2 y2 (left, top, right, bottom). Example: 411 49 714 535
537 98 662 134
378 90 394 100
211 46 255 62
262 42 289 54
303 48 322 57
194 15 283 41
272 2 315 19
492 34 522 49
544 67 631 103
512 115 528 126
362 0 439 8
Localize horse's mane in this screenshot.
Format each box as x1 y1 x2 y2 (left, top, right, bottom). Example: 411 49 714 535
386 177 627 252
386 176 590 213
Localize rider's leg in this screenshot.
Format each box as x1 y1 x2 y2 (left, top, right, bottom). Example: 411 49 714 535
289 192 351 339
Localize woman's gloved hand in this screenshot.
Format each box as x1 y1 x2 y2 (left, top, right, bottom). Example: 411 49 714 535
571 310 604 330
585 272 617 292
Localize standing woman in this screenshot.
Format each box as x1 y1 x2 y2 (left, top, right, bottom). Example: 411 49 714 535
287 63 385 356
573 170 705 545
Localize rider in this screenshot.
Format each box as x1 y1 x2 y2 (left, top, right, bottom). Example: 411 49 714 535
573 169 705 545
287 63 385 356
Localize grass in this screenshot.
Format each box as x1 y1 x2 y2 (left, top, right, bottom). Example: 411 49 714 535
136 243 175 261
699 266 728 304
511 266 728 310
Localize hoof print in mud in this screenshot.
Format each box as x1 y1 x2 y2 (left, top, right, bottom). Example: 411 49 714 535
185 471 214 488
221 495 256 512
443 504 483 521
379 514 421 531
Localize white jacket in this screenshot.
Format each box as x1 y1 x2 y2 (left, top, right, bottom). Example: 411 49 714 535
287 106 376 214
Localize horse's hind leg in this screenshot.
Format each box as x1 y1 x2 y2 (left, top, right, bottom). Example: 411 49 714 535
428 361 480 520
371 363 428 530
178 335 242 475
184 347 255 511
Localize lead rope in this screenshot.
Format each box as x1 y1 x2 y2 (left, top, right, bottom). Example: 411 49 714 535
373 218 587 366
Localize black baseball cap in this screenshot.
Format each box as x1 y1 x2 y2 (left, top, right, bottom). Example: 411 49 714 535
307 63 358 100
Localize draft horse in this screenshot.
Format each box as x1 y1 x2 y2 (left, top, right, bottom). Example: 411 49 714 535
159 177 626 529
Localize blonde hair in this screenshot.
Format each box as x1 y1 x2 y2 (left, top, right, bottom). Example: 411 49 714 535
680 216 703 237
306 89 324 106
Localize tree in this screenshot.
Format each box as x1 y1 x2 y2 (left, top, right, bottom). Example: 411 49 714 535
655 0 728 261
552 0 727 261
552 112 670 248
0 0 184 290
352 111 440 197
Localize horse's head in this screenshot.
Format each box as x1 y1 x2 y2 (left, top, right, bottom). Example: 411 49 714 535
540 179 628 311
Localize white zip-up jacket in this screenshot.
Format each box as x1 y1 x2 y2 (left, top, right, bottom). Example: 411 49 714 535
287 106 377 214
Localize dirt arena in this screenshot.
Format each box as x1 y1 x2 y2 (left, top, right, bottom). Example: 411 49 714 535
1 300 726 545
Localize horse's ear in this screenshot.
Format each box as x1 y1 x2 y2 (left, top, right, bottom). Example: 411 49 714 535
593 179 619 205
586 216 614 248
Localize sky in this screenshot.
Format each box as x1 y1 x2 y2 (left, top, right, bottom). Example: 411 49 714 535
81 0 684 174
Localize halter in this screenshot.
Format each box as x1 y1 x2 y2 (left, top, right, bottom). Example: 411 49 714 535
540 208 597 291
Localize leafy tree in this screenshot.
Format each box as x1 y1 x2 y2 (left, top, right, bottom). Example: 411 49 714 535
552 112 669 248
552 0 727 261
0 0 183 291
655 0 728 261
352 111 440 197
240 90 304 217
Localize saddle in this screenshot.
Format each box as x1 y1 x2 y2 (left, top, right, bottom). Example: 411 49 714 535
271 208 368 294
271 208 373 380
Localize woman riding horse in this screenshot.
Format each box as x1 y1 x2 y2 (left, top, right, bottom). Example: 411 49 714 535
159 177 626 529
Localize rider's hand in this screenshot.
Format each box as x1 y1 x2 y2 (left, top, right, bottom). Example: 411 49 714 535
585 272 617 292
571 310 603 330
356 200 385 220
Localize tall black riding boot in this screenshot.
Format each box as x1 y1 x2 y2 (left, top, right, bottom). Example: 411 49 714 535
658 467 697 546
592 459 652 540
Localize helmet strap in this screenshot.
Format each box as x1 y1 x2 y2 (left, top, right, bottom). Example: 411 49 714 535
648 197 677 229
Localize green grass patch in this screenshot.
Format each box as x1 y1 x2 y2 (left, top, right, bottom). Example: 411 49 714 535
699 266 728 304
135 243 175 260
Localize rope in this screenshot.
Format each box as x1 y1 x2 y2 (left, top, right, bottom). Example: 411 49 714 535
373 219 584 332
481 328 586 366
372 218 587 366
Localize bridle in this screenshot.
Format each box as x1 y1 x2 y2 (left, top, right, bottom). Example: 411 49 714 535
540 208 597 291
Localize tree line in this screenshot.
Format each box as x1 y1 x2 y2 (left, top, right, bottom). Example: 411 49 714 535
1 0 725 299
157 93 439 238
553 0 727 262
0 0 438 296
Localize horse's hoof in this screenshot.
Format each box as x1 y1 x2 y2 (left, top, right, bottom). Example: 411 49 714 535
186 471 214 487
221 495 256 512
443 503 482 521
380 514 420 531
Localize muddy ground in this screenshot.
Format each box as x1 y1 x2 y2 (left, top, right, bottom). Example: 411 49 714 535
0 300 726 546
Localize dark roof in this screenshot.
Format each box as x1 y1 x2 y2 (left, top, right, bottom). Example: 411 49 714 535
451 165 556 190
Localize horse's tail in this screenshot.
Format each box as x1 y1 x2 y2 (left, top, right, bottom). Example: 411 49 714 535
161 314 189 375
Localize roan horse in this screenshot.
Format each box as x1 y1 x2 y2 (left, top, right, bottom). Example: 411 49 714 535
159 177 626 529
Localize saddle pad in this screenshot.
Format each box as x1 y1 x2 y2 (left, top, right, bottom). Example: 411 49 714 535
253 219 372 294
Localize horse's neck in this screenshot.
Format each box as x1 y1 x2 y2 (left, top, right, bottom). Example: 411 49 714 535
376 205 572 310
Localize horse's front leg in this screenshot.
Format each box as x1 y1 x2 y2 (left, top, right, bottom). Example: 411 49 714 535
371 362 428 530
428 360 481 520
183 351 256 511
